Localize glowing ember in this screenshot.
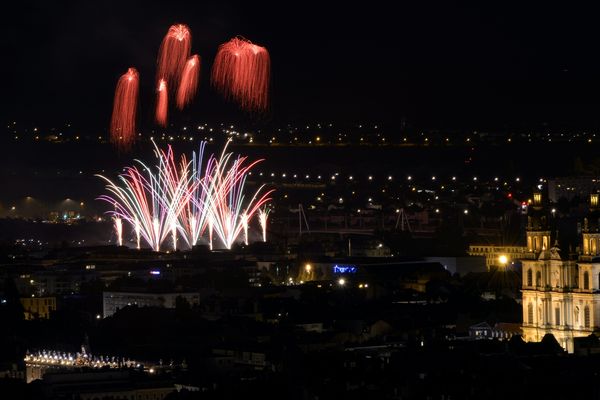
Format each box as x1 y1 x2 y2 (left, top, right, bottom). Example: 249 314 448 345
110 68 139 151
211 37 270 112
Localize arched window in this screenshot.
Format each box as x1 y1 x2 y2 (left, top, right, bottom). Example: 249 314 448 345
527 269 533 287
528 303 534 324
536 271 542 287
584 271 590 290
575 306 580 325
585 305 591 328
555 307 561 326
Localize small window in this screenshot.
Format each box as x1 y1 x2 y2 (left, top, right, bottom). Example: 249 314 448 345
585 305 591 328
528 303 534 324
527 269 533 286
584 271 590 290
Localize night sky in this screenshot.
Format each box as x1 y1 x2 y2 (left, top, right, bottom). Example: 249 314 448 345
3 1 600 130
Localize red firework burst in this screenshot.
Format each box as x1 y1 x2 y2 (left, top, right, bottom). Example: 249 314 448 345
156 79 168 127
176 54 200 109
211 37 270 112
110 67 139 151
156 24 192 88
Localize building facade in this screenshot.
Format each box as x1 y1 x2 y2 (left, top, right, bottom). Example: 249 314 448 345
468 245 532 269
521 193 600 353
103 291 200 318
20 296 56 320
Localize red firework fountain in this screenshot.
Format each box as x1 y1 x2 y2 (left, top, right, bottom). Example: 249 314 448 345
110 68 139 151
211 37 270 112
156 79 168 126
156 24 192 88
176 55 201 109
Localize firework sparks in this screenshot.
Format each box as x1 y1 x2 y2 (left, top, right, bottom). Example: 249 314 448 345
97 141 273 252
208 217 214 251
97 144 185 252
241 212 249 246
176 55 201 109
211 37 270 112
134 217 141 249
171 220 178 251
202 140 274 249
114 217 123 246
110 68 139 151
179 143 214 247
258 207 270 242
156 79 168 126
156 24 192 88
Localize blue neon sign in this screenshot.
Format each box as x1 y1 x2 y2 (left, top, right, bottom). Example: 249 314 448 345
333 264 357 274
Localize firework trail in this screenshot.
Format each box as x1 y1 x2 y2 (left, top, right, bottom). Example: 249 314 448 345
176 55 201 109
134 217 141 249
97 164 165 251
241 212 249 246
171 221 178 251
203 141 274 249
114 217 123 246
208 217 214 251
211 37 270 112
110 68 139 151
156 24 192 89
258 207 270 242
154 144 197 249
97 144 188 251
178 142 215 247
156 79 168 126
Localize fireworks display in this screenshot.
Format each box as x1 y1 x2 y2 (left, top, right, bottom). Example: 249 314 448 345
155 79 168 127
211 37 271 112
109 25 274 142
110 68 139 151
97 141 273 251
176 55 201 110
156 24 192 88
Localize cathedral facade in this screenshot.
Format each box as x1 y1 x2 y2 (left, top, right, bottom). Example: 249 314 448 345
522 193 600 353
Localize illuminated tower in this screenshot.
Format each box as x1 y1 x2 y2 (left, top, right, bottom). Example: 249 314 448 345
525 192 550 256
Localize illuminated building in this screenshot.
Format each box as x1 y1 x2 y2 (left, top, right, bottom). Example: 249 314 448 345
20 296 56 320
103 291 200 318
521 193 600 353
468 245 533 270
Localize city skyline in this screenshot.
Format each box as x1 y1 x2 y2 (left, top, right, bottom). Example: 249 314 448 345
4 3 600 399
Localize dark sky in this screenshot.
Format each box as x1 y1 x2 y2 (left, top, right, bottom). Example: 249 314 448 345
3 1 600 130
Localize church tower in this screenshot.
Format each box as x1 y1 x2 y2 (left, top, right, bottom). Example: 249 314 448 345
525 192 551 255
